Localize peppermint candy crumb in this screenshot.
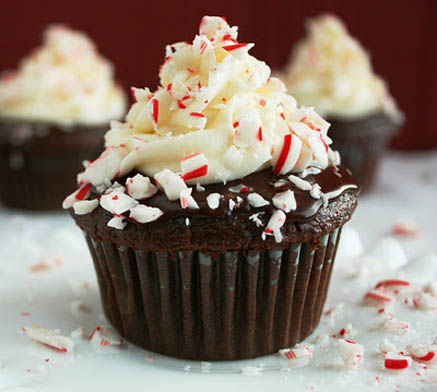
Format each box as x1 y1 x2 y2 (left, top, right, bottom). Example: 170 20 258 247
23 326 74 353
180 188 200 209
129 205 163 223
247 193 269 208
126 174 158 200
206 193 221 209
107 215 126 230
335 339 364 369
72 199 99 215
272 190 296 213
288 174 312 191
89 326 123 346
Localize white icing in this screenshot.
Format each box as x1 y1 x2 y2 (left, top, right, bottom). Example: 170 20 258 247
104 16 336 185
0 25 126 125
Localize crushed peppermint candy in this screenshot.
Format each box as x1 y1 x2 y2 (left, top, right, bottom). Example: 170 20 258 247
72 199 99 215
180 188 200 209
273 134 303 175
309 183 322 199
364 288 395 306
206 193 221 209
288 174 312 191
63 183 92 209
107 215 126 230
100 190 138 215
335 339 364 369
249 213 264 227
247 193 269 208
384 352 412 370
228 184 249 193
299 166 322 178
23 326 74 353
181 153 208 181
154 169 188 201
89 326 123 346
406 343 436 363
272 190 296 213
129 204 163 223
392 218 421 236
279 344 313 368
375 313 410 335
196 183 206 192
126 174 158 200
263 210 286 243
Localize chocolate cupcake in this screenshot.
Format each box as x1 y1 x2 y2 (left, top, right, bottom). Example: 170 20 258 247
0 25 126 210
281 14 403 192
64 16 359 360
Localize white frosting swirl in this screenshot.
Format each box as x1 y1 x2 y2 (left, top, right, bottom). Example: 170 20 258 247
281 14 401 119
0 25 126 125
105 16 336 185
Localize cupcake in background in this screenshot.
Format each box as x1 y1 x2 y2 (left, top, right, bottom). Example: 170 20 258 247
0 25 126 210
281 14 403 192
64 16 359 360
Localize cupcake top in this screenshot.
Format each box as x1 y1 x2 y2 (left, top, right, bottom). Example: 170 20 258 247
281 14 401 120
104 16 336 185
64 16 358 243
0 25 126 126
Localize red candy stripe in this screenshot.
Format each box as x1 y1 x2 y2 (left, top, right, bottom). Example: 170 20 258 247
273 134 292 175
222 43 249 51
151 98 159 124
182 165 208 181
375 279 411 289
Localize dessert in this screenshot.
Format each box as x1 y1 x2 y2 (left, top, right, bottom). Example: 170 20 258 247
64 16 359 360
281 14 403 191
0 25 126 210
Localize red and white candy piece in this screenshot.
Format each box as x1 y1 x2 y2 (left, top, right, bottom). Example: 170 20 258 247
149 98 159 126
413 292 437 310
338 323 358 339
72 199 99 215
23 326 74 353
379 340 397 355
335 339 364 369
375 279 411 291
406 344 436 363
392 218 421 236
77 146 127 187
263 210 286 243
376 314 410 335
232 107 263 147
229 184 249 193
272 190 296 213
309 183 322 200
247 193 269 208
206 193 221 209
384 352 412 370
107 215 126 230
154 169 188 201
299 166 322 178
249 213 264 227
364 288 394 306
424 282 437 298
63 183 92 209
100 190 138 215
126 174 158 200
288 174 312 191
129 204 163 223
181 153 208 181
180 188 199 209
89 326 123 346
272 134 303 175
279 344 312 368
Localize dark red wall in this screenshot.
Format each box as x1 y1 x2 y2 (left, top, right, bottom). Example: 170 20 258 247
1 0 436 149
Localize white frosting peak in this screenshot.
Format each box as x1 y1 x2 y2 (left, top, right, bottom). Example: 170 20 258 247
0 25 126 125
282 14 402 119
105 16 337 185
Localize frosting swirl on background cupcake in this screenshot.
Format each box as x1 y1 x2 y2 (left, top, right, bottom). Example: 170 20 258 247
104 16 336 185
0 25 126 125
281 14 401 120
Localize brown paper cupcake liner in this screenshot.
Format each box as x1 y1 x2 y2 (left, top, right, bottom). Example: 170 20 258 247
328 113 399 192
85 226 342 361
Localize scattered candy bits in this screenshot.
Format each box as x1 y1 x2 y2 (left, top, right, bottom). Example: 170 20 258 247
23 326 74 353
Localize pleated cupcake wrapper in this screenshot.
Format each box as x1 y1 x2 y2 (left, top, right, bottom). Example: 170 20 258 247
85 227 342 361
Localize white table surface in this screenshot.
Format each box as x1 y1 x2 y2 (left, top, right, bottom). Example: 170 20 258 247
0 151 436 392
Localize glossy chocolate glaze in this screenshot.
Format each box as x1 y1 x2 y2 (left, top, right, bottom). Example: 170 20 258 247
104 165 359 224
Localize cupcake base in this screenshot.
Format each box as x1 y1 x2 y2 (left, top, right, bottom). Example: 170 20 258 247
85 227 342 361
0 118 106 210
328 112 399 192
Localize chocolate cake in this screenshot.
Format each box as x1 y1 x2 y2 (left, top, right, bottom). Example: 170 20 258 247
0 119 106 210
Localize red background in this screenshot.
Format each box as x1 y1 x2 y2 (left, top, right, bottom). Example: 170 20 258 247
1 0 436 149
